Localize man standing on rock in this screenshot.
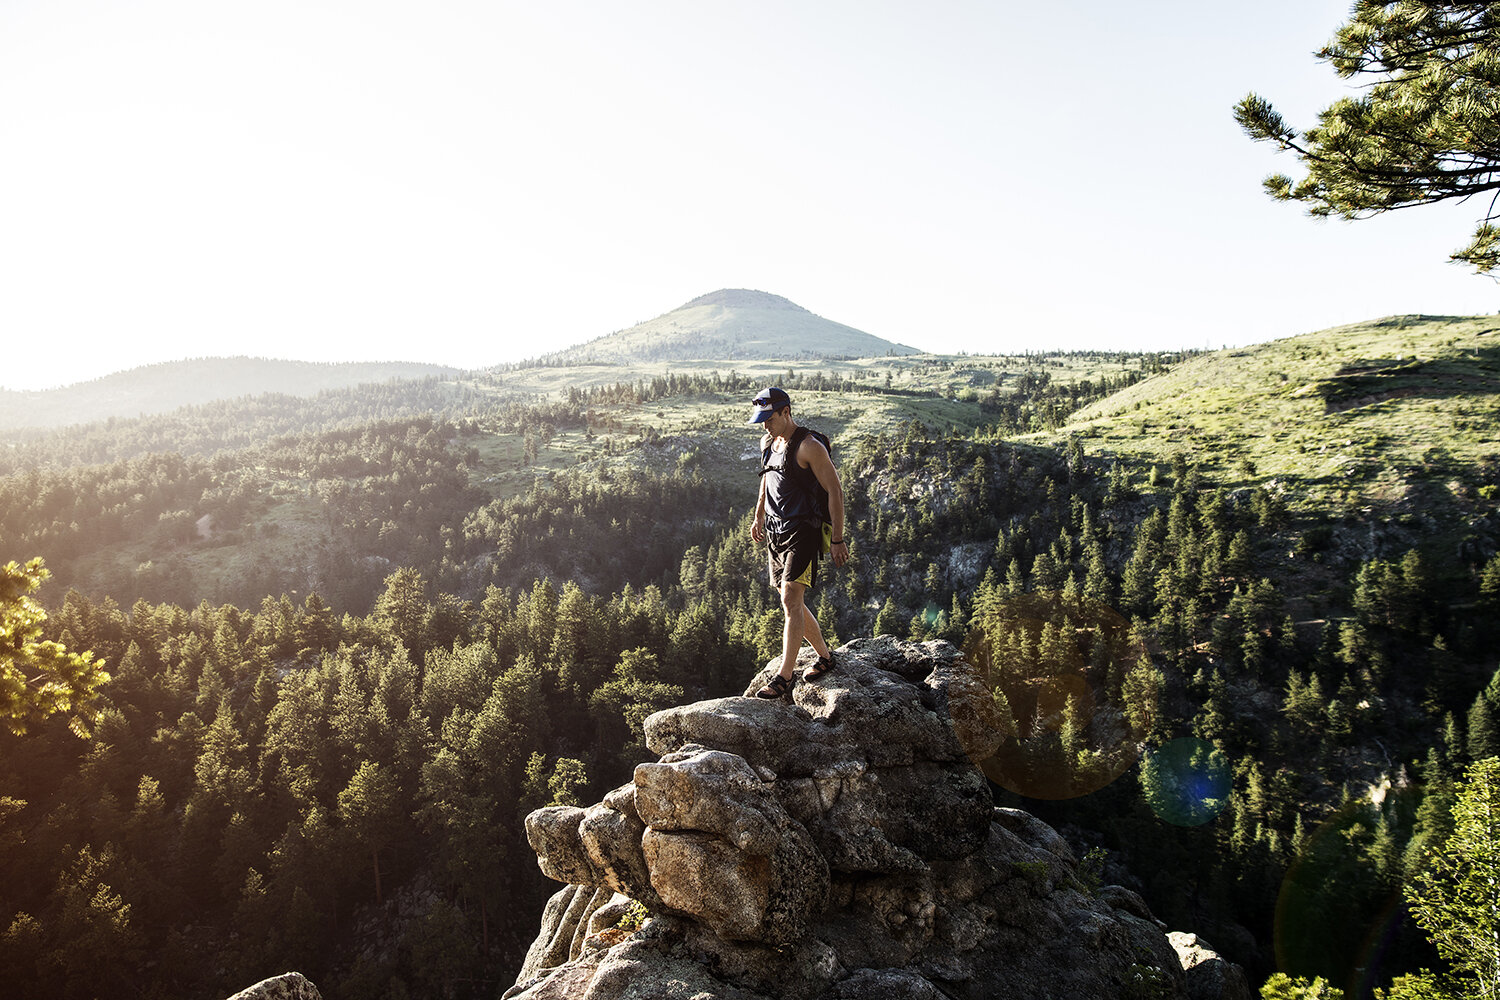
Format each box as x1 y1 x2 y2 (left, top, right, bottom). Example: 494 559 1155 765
747 387 848 699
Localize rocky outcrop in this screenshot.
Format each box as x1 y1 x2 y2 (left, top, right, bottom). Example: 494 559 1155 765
1170 932 1255 1000
510 636 1249 1000
225 972 322 1000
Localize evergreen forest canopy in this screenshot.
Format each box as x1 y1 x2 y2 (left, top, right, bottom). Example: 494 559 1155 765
3 317 1500 998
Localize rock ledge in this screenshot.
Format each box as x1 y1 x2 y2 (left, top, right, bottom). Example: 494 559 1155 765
510 636 1251 1000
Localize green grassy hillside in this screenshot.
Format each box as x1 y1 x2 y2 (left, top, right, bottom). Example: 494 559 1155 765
1054 314 1500 510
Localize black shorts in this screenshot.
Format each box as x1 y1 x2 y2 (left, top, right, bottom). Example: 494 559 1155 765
768 521 821 591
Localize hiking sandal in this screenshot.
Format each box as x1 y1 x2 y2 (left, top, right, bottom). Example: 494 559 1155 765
755 673 794 699
804 653 835 681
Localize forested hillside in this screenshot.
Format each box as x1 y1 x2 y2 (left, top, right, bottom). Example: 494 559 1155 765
3 318 1499 998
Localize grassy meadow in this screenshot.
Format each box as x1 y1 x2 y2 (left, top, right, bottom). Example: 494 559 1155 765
1050 314 1500 510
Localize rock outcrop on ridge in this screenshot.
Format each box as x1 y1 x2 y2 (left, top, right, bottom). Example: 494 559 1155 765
224 972 323 1000
511 636 1251 1000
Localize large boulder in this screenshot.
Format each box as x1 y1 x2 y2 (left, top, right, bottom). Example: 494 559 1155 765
635 748 829 944
224 973 322 1000
510 637 1249 1000
1170 932 1255 1000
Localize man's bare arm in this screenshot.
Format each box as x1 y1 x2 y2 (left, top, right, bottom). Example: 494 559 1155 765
801 438 848 567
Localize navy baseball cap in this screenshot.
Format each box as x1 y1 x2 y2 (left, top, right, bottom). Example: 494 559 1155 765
747 387 791 424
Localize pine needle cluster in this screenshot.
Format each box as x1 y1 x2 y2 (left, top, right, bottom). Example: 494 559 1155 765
1237 1 1500 271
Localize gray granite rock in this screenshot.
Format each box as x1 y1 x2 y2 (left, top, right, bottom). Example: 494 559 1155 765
513 638 1251 1000
1170 931 1256 1000
224 972 322 1000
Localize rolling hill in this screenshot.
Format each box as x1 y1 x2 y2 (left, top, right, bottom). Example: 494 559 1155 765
0 356 464 431
1053 313 1500 511
539 289 920 364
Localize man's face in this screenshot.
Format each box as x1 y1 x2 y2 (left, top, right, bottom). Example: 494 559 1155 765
764 407 791 437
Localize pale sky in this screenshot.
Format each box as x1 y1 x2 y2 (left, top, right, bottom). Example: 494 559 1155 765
2 0 1495 391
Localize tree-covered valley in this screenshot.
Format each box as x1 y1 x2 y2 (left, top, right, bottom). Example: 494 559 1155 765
4 315 1500 999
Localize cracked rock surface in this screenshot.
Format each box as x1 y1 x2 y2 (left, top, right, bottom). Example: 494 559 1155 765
510 636 1250 1000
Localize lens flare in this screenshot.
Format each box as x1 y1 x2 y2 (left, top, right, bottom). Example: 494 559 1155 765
964 592 1153 800
1274 793 1414 991
1141 738 1230 826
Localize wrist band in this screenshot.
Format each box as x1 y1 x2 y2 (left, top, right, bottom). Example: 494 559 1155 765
832 539 844 545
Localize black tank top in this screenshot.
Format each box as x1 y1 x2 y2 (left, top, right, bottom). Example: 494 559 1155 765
762 429 820 529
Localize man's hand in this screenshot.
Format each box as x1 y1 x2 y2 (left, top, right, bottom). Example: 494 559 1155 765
751 517 765 544
830 540 849 567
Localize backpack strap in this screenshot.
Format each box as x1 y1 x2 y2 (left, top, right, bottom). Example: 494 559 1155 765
761 427 830 479
788 428 831 523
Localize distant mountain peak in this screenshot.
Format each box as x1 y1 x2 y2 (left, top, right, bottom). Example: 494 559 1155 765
680 289 810 312
545 290 918 365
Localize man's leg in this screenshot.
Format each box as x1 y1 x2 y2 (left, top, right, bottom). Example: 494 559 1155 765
799 592 830 659
777 580 808 680
779 581 831 677
759 528 825 698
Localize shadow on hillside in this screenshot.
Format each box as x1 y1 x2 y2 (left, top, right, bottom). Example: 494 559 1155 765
1315 345 1500 413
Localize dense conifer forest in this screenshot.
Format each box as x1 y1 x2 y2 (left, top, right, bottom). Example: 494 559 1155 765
4 325 1500 998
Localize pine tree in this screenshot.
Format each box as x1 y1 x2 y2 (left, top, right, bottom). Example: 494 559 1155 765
940 593 967 644
1106 461 1131 504
1166 491 1194 552
1444 712 1467 767
1 558 110 737
1245 758 1268 820
1122 654 1162 740
1278 614 1299 661
1467 696 1499 762
372 567 434 657
1061 571 1081 603
1405 749 1456 879
1038 620 1071 674
1004 558 1026 595
1031 551 1063 592
294 592 337 659
42 846 146 997
1242 627 1269 678
1367 807 1403 890
1261 973 1346 999
588 648 683 779
1119 554 1155 622
1405 757 1500 997
989 686 1018 744
1399 549 1433 635
1194 669 1232 744
1238 1 1500 271
1082 542 1112 608
1480 554 1500 632
337 761 403 904
546 757 590 808
1352 557 1400 629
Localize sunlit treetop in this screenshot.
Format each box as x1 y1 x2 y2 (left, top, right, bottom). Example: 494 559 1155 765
0 558 110 737
1237 1 1500 271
